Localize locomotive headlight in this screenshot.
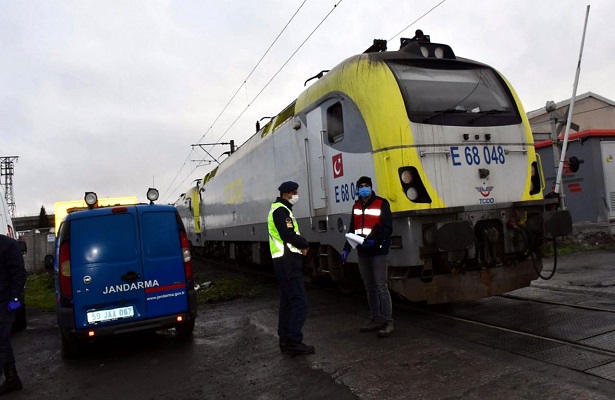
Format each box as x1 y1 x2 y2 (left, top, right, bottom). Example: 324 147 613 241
398 166 432 204
434 47 444 59
420 46 429 57
400 170 413 184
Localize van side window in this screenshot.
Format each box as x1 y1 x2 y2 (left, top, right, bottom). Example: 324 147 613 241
326 102 344 144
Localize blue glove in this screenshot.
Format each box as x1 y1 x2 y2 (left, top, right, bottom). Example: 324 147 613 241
341 250 349 263
7 300 20 311
363 240 375 248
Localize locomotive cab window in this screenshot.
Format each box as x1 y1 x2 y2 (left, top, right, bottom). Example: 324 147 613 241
326 103 344 144
387 63 521 127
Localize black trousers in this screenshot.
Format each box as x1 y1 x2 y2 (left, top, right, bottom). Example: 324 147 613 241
276 277 308 343
0 320 15 374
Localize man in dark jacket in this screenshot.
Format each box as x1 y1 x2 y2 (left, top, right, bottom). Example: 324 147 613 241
267 181 314 355
0 234 26 394
341 176 394 337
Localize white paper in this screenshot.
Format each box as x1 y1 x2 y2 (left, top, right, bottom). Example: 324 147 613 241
344 233 365 249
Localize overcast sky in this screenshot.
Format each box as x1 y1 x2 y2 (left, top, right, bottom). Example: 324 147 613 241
2 0 613 217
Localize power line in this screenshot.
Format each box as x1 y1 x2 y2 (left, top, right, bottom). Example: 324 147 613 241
160 147 197 203
214 0 344 144
196 0 309 145
387 0 448 43
161 0 310 202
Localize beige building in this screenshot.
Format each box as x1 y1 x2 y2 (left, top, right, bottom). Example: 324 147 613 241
528 92 615 224
528 91 615 140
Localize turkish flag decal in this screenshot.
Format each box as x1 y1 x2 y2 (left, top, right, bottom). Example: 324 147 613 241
332 153 343 179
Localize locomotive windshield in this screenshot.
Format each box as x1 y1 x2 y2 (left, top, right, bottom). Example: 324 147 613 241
387 63 522 127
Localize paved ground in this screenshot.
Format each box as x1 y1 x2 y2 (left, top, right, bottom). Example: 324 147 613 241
9 249 615 399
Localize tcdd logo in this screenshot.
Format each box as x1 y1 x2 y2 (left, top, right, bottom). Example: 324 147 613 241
332 153 344 179
475 186 494 204
475 186 494 198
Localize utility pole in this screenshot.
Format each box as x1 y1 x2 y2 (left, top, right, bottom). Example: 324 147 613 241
0 156 19 217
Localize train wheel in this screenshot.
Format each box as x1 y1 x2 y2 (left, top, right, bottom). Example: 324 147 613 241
336 279 356 295
335 263 363 295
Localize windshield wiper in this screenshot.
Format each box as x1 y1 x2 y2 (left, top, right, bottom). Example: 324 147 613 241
422 108 467 123
468 109 507 124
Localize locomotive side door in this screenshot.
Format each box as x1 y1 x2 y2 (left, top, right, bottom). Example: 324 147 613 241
305 108 327 213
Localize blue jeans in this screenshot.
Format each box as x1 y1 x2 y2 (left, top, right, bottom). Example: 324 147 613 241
358 254 393 324
0 321 15 373
277 277 309 343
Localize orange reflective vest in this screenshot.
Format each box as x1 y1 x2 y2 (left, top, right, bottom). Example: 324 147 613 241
352 197 384 236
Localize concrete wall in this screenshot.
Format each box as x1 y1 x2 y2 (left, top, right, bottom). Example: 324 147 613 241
19 229 55 274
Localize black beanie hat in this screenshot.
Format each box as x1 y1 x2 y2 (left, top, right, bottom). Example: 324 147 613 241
278 181 299 193
356 176 372 187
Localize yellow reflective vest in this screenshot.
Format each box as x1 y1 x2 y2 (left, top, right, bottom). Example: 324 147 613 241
268 202 303 258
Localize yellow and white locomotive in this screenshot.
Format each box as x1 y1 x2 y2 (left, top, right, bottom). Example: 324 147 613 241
176 31 571 303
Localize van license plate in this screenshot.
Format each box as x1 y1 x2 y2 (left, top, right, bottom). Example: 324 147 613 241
87 306 135 324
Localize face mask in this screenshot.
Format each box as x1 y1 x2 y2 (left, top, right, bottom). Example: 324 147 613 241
358 187 372 198
288 194 299 205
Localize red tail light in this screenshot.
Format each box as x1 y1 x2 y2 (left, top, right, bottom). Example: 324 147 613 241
179 231 193 280
59 241 72 297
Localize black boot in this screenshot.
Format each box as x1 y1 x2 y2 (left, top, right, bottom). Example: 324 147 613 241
279 338 291 353
285 341 315 356
0 366 23 395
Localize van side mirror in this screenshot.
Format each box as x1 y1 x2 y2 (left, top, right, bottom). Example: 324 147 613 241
19 241 27 255
44 254 54 270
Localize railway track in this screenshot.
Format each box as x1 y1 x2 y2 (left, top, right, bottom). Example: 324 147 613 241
195 255 615 380
400 293 615 380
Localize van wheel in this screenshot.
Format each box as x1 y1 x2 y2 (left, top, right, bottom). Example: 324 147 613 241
175 319 195 339
60 330 81 358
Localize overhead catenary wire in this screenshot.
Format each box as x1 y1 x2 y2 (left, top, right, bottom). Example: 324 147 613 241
160 147 198 203
195 0 309 145
387 0 447 42
164 0 448 203
161 0 310 202
162 0 344 202
213 0 344 145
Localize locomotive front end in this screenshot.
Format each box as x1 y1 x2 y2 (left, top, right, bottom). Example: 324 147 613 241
370 35 572 303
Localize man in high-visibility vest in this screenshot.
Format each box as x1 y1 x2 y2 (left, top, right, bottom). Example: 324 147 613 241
268 181 314 355
341 176 394 338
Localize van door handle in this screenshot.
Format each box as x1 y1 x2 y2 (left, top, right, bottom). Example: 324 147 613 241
121 271 141 283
